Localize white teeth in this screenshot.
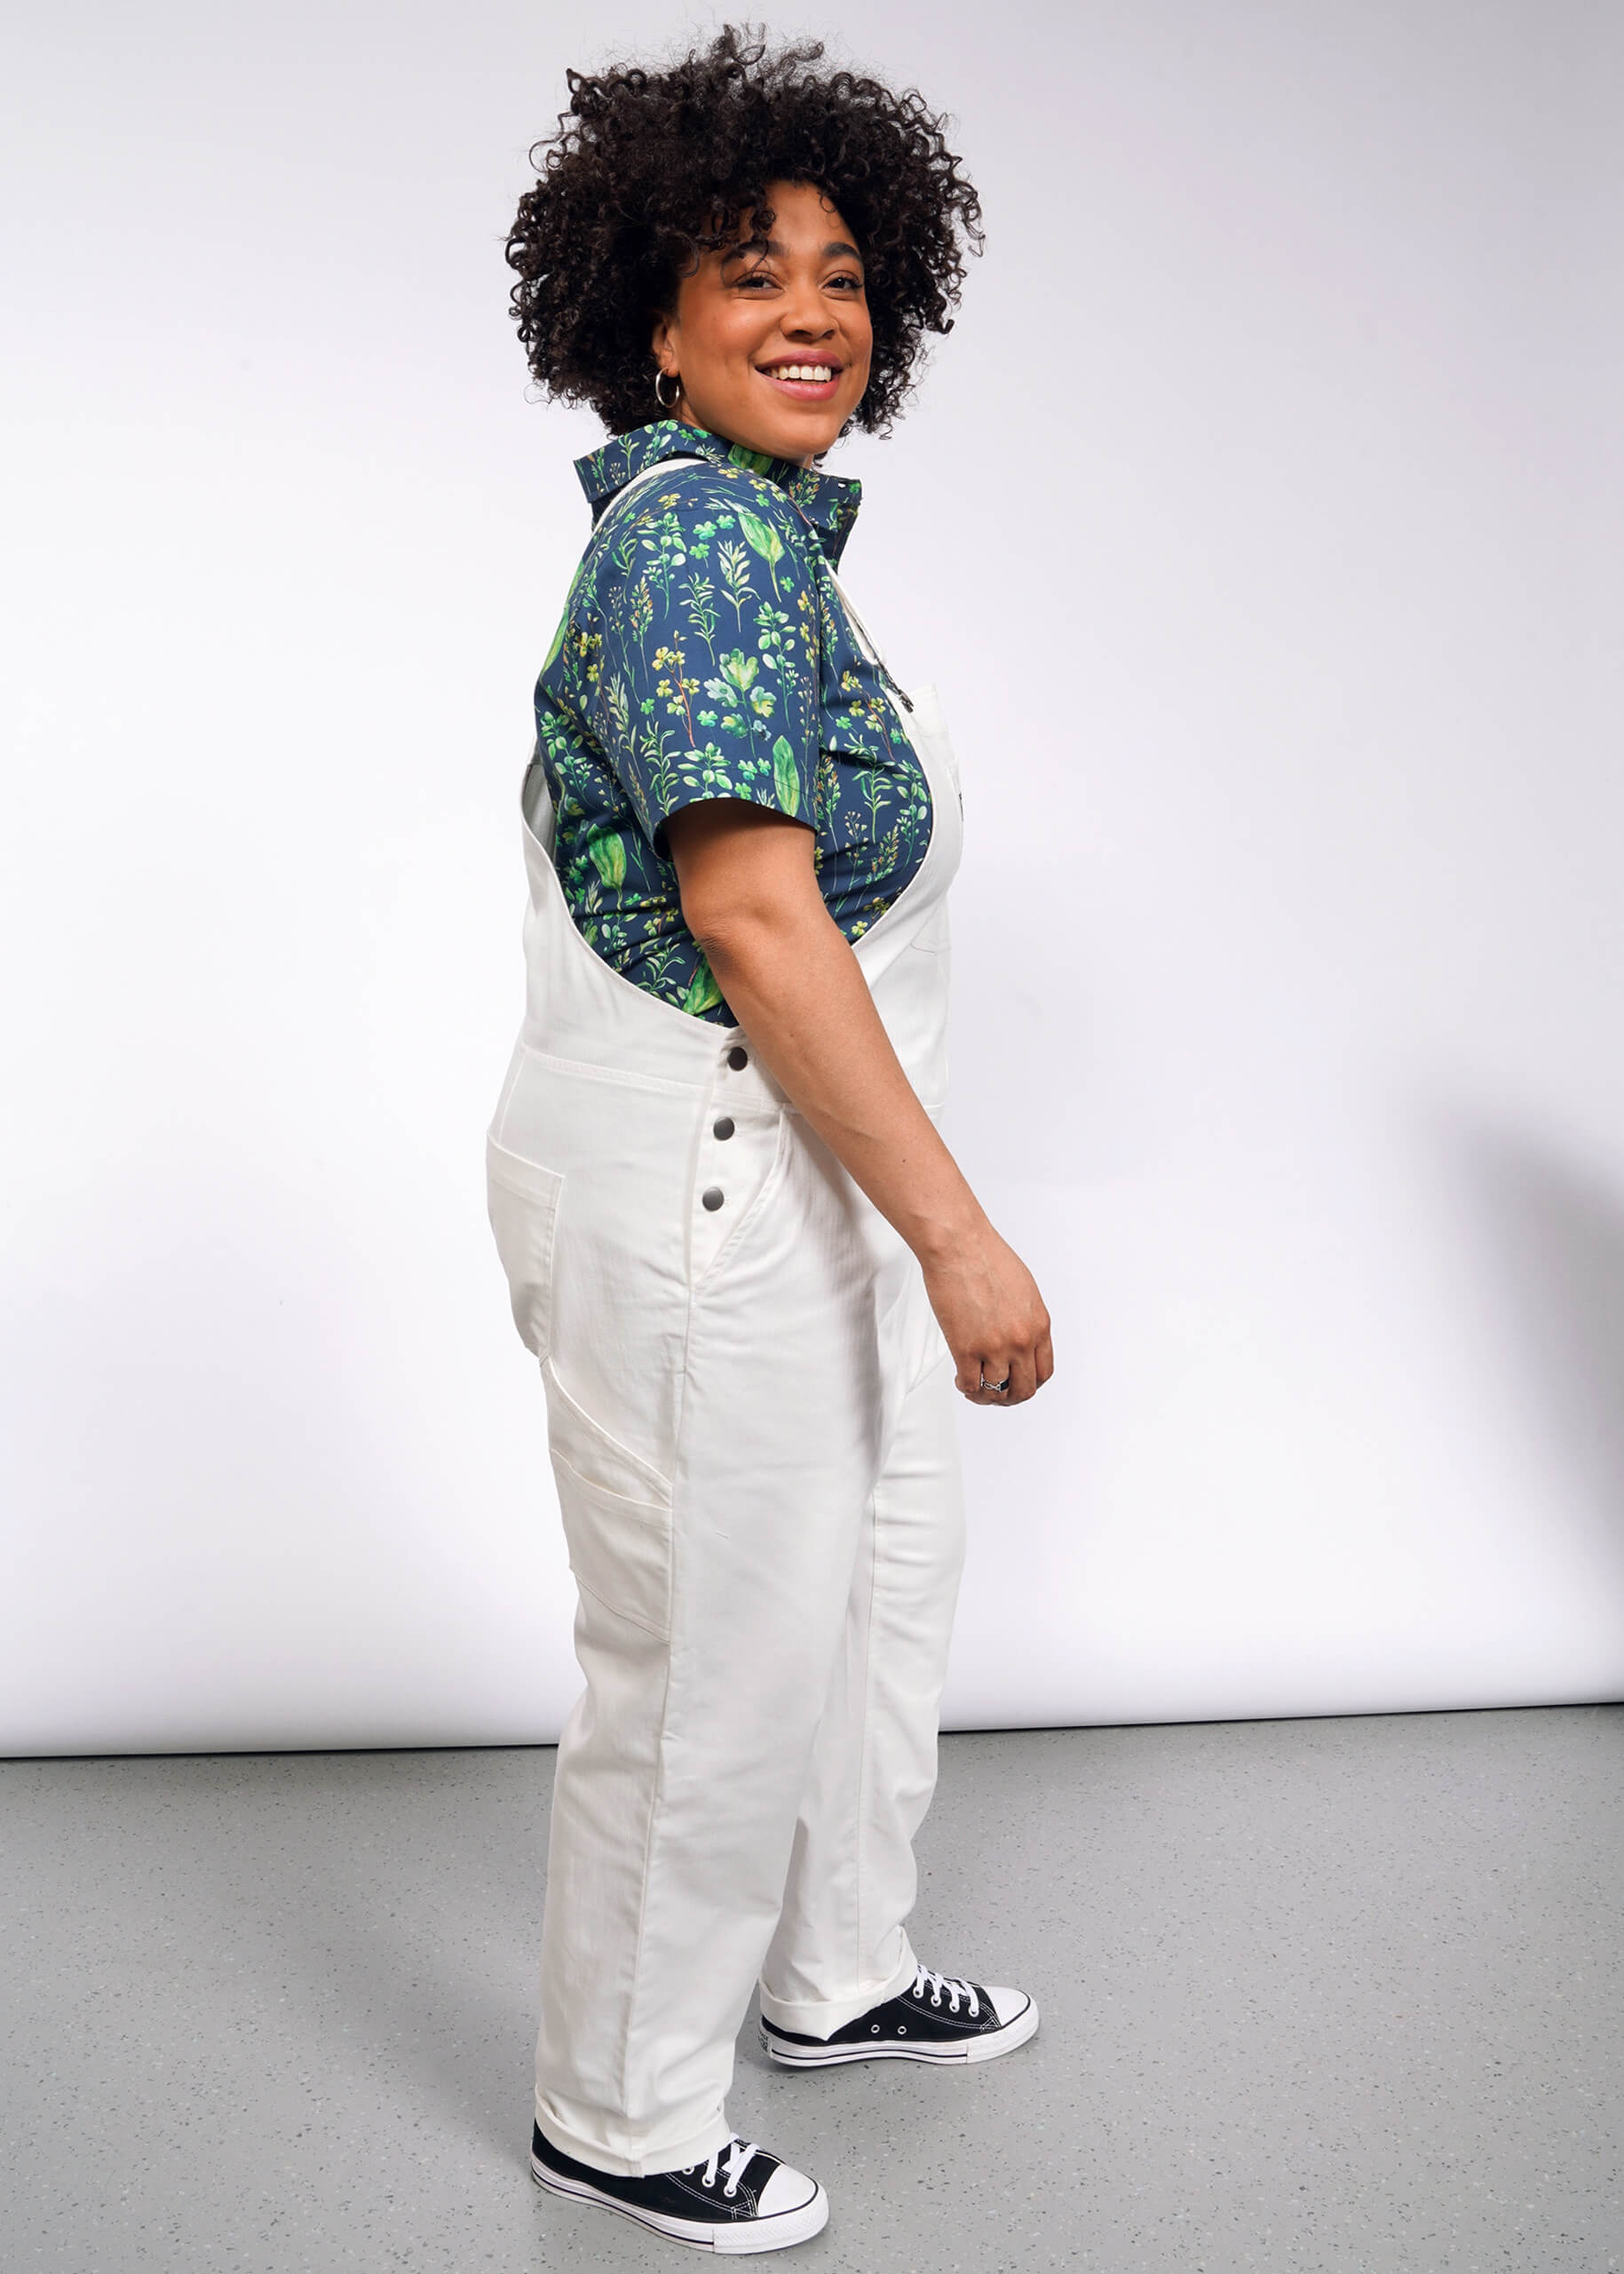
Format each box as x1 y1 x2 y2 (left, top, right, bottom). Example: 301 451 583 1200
769 364 834 383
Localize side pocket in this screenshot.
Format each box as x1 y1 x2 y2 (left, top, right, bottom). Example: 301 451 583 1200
486 1134 565 1361
543 1360 673 1638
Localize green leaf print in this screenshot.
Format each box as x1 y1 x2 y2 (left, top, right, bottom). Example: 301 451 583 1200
681 955 724 1017
772 736 800 818
717 540 753 626
588 831 627 890
541 424 934 1029
735 507 785 594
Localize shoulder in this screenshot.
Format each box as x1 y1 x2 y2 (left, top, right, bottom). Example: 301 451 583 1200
604 459 814 572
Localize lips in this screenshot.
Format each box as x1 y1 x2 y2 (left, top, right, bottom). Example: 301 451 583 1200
757 359 842 401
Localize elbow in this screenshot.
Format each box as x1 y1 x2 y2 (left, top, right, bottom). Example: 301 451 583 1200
681 893 782 974
682 882 827 983
669 810 828 975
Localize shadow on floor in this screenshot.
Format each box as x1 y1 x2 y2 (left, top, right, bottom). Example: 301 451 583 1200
48 1747 554 2166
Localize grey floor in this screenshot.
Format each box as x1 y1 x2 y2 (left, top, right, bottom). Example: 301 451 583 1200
3 1711 1621 2273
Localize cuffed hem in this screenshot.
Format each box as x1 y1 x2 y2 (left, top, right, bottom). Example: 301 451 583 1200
535 2094 735 2181
757 1940 919 2040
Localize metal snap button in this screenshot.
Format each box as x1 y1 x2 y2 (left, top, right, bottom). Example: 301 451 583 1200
712 1116 735 1141
726 1045 749 1070
701 1186 725 1211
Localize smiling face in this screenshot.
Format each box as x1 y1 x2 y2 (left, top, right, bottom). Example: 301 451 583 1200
650 180 873 464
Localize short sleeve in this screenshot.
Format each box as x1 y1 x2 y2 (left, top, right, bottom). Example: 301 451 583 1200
585 467 822 854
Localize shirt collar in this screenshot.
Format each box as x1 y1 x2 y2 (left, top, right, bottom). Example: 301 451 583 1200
574 418 862 567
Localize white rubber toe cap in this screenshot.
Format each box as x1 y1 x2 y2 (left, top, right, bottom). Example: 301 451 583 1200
985 1985 1035 2028
757 2162 820 2216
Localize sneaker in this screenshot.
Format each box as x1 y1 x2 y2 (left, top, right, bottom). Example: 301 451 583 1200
530 2121 828 2254
761 1962 1039 2069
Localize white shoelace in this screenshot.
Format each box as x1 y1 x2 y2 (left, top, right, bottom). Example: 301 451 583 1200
913 1962 980 2017
688 2136 759 2199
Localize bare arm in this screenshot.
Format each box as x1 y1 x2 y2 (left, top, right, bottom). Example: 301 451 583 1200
666 799 1053 1406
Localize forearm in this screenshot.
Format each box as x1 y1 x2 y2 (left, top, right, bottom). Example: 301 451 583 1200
696 899 985 1266
669 800 1051 1403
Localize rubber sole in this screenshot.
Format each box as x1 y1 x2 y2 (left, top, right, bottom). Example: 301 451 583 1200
531 2154 829 2254
761 1991 1040 2069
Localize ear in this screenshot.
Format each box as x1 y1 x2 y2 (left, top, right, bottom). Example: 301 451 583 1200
650 310 678 373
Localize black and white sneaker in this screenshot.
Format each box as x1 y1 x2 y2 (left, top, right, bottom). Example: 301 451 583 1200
530 2122 828 2254
761 1962 1039 2069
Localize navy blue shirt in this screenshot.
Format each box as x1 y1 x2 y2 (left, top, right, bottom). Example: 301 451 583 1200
534 420 931 1020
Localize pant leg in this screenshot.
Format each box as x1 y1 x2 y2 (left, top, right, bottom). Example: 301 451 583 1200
534 1112 912 2176
758 1295 968 2039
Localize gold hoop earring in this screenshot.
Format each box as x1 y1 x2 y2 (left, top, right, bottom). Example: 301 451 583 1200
654 369 682 411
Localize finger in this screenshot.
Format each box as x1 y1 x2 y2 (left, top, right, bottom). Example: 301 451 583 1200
972 1354 1015 1406
1034 1331 1055 1389
1002 1350 1039 1406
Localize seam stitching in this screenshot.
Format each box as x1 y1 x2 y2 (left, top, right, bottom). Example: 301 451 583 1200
571 1572 670 1643
614 1182 698 2133
544 1359 672 1501
521 1046 705 1100
854 1478 881 2010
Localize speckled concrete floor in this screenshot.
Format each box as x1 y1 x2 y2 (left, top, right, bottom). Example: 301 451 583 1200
4 1709 1621 2272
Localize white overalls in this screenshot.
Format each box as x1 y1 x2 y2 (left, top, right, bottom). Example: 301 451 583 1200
486 466 967 2177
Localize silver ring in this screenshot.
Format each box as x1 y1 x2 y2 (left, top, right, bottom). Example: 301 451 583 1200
979 1372 1010 1395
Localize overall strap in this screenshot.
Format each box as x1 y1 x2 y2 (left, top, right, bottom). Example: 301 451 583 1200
783 492 913 717
525 455 703 827
821 560 911 711
592 453 703 542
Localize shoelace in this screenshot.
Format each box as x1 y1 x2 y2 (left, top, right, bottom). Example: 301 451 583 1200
685 2135 759 2199
913 1961 980 2018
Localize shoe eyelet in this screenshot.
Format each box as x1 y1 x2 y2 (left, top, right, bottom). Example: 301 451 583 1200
930 1995 941 2008
898 2024 907 2034
870 2023 881 2033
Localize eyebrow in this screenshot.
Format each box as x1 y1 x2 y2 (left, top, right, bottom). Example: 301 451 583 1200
720 236 864 267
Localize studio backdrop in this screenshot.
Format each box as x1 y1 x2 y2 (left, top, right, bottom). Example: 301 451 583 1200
4 0 1621 1754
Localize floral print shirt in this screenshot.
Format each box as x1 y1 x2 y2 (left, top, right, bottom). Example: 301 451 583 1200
533 418 931 1022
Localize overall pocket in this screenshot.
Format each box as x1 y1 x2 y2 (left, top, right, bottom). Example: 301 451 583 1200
543 1360 673 1638
486 1134 565 1360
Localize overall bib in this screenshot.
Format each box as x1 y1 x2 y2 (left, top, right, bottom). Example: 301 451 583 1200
487 476 967 2177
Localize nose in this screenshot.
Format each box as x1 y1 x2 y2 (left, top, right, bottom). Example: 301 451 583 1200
779 277 836 344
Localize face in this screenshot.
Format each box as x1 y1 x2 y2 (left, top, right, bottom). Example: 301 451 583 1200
650 180 872 465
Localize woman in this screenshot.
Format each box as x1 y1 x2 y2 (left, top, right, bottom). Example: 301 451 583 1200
488 29 1053 2254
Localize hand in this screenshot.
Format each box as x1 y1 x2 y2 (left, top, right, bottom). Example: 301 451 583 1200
662 808 1053 1401
920 1219 1054 1406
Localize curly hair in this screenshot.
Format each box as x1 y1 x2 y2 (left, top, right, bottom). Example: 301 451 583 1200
505 26 983 437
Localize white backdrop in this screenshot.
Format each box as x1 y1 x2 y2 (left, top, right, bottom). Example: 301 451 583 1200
4 0 1621 1753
